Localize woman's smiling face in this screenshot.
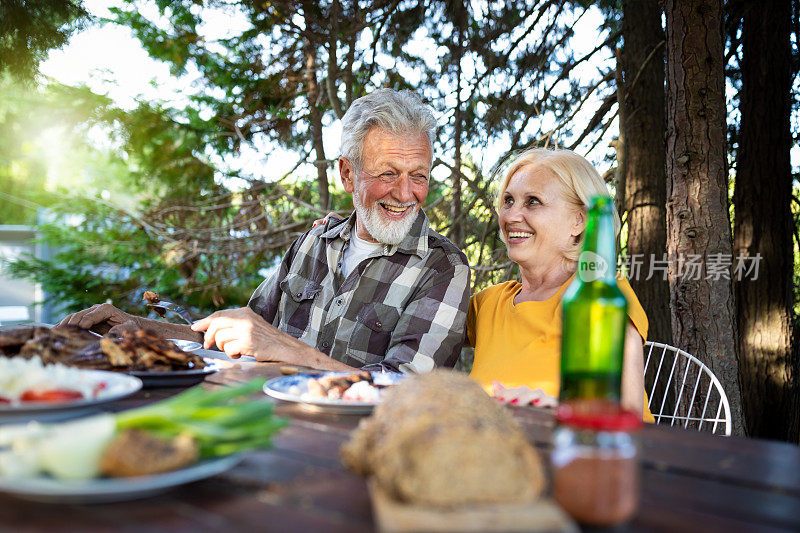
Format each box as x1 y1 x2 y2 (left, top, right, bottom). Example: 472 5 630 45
498 164 584 268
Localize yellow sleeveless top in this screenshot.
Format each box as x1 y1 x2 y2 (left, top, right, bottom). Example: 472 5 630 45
467 274 654 422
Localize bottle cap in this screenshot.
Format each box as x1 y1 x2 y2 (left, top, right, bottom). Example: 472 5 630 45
556 399 643 431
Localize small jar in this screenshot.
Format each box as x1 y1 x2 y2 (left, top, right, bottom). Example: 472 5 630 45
551 401 642 527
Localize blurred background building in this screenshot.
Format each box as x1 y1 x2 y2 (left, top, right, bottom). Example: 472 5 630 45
0 225 59 325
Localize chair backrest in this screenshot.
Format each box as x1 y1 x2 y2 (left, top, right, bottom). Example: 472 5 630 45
644 341 732 436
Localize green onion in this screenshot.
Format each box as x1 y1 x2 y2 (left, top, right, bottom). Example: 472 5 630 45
114 378 287 458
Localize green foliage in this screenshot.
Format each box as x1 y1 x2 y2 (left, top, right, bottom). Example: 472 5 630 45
0 77 312 316
0 0 88 81
0 78 114 224
3 0 628 317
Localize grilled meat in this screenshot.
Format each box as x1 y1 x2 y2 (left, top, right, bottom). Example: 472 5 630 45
307 371 373 399
142 290 161 305
109 329 205 371
142 291 166 318
100 337 134 367
0 325 50 356
100 429 199 477
0 325 44 347
18 326 99 364
3 325 204 372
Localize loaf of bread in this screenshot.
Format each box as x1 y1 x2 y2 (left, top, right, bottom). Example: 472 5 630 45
341 369 545 507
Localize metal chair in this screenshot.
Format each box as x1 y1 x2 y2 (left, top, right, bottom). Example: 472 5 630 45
644 341 732 436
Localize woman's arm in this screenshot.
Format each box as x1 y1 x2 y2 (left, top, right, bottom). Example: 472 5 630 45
621 322 645 416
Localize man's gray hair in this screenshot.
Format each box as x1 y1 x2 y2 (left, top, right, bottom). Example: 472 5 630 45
340 89 436 171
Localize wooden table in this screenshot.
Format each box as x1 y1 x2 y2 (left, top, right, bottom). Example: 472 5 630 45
2 356 799 532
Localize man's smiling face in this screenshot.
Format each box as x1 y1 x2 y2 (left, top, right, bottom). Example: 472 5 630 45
340 127 431 245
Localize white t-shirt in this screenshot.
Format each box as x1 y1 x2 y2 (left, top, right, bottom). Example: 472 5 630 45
342 228 383 278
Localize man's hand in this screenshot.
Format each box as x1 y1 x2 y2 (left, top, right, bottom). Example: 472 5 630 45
57 303 142 335
191 307 311 363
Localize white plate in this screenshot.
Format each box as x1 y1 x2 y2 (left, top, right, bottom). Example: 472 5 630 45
0 371 142 424
263 371 403 414
167 339 202 352
0 454 242 503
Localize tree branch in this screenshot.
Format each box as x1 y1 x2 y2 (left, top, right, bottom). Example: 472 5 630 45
326 0 346 119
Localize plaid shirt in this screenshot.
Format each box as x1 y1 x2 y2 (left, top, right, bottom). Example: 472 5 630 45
248 210 470 373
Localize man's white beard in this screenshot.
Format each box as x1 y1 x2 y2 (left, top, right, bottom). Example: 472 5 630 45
353 191 418 245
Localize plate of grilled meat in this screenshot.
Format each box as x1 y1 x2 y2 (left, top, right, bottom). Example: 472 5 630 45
264 371 404 414
0 326 217 388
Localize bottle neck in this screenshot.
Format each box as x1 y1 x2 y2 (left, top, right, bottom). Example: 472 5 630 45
577 208 617 283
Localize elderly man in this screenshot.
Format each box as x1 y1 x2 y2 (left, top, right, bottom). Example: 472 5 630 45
60 89 471 373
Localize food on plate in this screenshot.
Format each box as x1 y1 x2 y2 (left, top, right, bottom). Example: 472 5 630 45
3 326 94 360
341 369 545 507
0 326 45 356
0 356 106 405
306 371 380 400
492 381 559 408
342 380 380 402
142 290 167 318
142 290 161 305
96 328 206 371
37 415 118 480
19 389 84 402
0 379 287 481
1 326 204 372
100 430 199 477
2 325 98 363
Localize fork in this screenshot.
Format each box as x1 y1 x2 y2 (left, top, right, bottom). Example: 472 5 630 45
144 299 194 325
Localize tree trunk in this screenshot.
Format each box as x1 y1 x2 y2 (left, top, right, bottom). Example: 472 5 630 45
733 0 797 442
613 47 626 229
326 0 345 120
449 4 465 249
621 0 671 348
664 0 745 435
303 35 330 210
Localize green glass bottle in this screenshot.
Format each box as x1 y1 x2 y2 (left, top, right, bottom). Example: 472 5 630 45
560 196 628 403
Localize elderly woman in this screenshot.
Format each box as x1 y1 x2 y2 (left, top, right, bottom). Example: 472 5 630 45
467 148 651 419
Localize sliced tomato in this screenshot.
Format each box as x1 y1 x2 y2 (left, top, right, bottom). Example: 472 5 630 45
0 396 10 404
20 389 84 403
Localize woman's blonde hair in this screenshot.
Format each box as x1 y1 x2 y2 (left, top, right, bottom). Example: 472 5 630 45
495 148 620 261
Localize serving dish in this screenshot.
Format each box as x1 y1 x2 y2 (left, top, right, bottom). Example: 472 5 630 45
0 454 242 503
369 481 576 532
128 358 219 387
263 371 403 414
0 370 142 424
